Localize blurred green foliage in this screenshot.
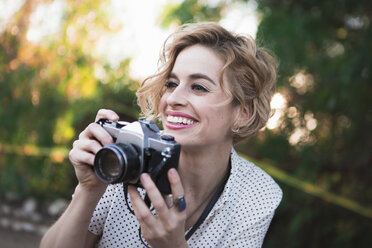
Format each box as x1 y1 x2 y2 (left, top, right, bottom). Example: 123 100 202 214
253 1 372 247
0 0 139 200
0 0 371 247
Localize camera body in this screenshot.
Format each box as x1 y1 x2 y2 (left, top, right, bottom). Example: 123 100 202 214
94 118 180 195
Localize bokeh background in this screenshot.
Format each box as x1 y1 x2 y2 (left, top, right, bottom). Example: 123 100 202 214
0 0 371 247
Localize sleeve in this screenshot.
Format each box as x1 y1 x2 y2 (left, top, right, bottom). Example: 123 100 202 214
222 165 283 248
88 184 117 235
223 211 275 248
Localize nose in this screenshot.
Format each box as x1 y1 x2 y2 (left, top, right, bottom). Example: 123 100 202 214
166 83 188 107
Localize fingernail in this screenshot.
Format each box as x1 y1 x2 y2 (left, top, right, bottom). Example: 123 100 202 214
169 168 177 177
140 173 150 183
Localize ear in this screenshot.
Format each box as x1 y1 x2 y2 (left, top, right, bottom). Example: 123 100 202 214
232 104 251 131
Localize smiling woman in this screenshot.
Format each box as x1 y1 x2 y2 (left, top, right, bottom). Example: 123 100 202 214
137 22 277 143
41 22 282 248
158 44 239 149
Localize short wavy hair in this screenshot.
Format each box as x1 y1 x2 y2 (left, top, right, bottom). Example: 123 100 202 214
136 22 277 143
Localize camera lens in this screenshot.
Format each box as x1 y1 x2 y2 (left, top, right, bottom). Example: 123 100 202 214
94 143 140 184
98 150 121 177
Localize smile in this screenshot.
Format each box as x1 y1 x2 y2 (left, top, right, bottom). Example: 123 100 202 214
167 115 195 125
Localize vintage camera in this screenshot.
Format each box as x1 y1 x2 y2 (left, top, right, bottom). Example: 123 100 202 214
94 118 180 195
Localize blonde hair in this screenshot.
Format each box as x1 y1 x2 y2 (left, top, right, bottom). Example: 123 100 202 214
136 22 277 143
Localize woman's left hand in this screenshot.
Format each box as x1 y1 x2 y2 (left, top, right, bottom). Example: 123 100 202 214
128 168 188 248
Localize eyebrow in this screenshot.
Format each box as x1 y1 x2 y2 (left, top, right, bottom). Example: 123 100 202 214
169 72 216 85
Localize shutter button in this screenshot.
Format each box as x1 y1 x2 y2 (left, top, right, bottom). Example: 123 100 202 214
161 135 175 141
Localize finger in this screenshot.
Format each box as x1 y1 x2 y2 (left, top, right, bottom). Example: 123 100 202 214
139 173 169 218
79 123 114 146
168 169 187 214
95 109 119 122
69 139 102 164
74 139 103 155
128 185 157 227
69 148 95 167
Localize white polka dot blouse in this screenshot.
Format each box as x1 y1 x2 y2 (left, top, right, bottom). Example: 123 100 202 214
88 148 283 247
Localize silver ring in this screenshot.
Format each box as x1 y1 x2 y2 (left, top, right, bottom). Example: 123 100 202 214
174 195 186 212
165 194 174 208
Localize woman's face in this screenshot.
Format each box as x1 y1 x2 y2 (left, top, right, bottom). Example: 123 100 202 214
159 44 238 150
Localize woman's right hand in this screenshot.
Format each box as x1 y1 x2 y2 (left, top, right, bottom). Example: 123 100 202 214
69 109 119 192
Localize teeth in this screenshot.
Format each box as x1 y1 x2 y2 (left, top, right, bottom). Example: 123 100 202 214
167 115 194 125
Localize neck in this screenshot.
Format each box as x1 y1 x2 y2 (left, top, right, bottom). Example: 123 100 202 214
177 143 232 229
178 143 231 197
184 167 229 229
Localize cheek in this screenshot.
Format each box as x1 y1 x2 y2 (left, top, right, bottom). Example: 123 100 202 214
215 106 235 128
159 94 168 111
216 112 229 131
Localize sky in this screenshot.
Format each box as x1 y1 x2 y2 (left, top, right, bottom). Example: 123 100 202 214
0 0 259 80
93 0 259 80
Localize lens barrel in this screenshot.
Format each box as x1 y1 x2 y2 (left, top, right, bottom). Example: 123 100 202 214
94 142 140 184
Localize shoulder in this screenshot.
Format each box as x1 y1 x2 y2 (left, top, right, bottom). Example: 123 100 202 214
228 150 283 213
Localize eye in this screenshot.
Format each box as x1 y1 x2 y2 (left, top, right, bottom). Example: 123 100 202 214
191 83 209 92
165 80 178 89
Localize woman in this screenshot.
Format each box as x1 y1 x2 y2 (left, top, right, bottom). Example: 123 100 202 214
41 22 282 248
